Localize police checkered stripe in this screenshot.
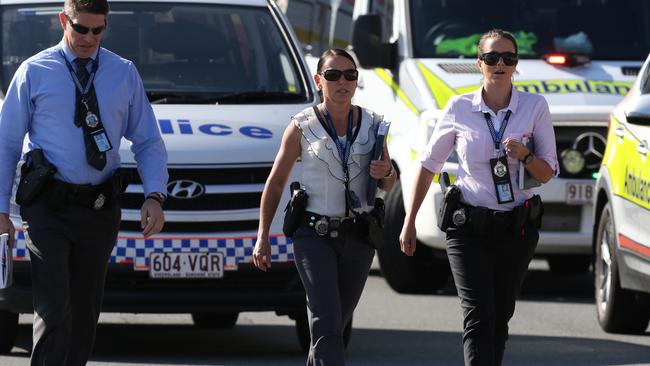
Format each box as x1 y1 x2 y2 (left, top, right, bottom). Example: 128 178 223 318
11 230 294 270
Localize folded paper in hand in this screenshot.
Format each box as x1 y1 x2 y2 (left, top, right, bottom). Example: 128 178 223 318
1 233 12 289
367 120 391 202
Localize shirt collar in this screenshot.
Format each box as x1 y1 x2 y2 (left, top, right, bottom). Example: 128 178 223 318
59 38 99 65
471 85 520 115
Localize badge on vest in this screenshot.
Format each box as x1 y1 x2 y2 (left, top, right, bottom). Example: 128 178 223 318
490 155 514 204
91 129 112 153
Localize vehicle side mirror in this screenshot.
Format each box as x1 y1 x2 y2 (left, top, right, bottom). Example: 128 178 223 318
351 15 396 69
625 95 650 126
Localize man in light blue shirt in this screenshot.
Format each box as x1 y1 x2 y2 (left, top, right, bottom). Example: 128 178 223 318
0 0 168 364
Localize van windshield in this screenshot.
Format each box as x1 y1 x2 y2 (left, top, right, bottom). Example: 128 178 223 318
1 3 309 103
410 0 650 61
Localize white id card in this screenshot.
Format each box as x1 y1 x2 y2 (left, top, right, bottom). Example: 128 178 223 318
91 130 112 153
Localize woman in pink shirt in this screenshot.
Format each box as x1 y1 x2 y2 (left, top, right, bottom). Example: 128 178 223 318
400 29 558 366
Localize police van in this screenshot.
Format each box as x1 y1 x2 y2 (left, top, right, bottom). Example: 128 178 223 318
284 0 648 293
593 52 650 334
0 0 319 352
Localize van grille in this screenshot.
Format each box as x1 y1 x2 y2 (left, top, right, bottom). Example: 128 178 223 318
119 165 270 233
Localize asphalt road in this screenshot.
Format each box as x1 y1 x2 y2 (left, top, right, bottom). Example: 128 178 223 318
2 260 649 366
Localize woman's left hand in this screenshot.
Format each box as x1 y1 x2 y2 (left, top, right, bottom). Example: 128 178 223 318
369 149 392 179
503 137 529 161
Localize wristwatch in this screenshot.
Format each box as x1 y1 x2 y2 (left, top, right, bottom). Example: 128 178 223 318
147 192 166 206
522 152 534 166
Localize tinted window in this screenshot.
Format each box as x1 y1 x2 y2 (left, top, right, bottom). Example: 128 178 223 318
2 3 308 103
410 0 650 61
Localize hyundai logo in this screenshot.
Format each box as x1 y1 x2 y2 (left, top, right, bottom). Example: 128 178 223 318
572 132 607 169
166 180 205 199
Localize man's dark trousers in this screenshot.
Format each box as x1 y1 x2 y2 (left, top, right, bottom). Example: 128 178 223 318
445 217 538 366
21 195 120 366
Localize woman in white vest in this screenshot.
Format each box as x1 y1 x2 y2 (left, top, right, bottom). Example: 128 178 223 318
253 48 395 365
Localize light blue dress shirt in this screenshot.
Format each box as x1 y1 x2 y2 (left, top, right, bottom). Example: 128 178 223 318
0 39 168 214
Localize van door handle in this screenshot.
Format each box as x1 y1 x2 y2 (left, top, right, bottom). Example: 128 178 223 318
614 127 625 138
637 141 648 156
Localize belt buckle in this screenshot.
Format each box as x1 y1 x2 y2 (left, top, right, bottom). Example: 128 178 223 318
93 193 106 210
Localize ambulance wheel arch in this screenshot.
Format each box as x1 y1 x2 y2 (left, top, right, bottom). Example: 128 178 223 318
593 199 650 334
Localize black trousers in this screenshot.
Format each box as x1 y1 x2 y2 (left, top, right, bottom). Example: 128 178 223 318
20 196 120 366
292 224 375 366
445 217 538 366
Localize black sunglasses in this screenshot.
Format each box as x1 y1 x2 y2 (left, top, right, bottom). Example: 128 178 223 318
320 69 359 82
480 52 518 66
65 14 106 35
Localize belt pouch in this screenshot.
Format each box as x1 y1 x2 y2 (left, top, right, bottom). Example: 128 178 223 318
438 185 461 232
15 149 57 205
283 182 308 238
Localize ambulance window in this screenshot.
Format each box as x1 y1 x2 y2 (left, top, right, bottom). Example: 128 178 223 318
369 0 395 43
642 63 650 95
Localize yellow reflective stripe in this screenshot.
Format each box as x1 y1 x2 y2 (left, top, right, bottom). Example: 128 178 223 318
456 80 633 96
433 173 456 184
374 69 420 116
417 61 457 109
605 116 650 209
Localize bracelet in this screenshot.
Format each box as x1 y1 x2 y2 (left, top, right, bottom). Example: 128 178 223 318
146 192 165 207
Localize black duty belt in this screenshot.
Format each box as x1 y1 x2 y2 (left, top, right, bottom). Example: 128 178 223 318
48 179 111 210
303 211 357 239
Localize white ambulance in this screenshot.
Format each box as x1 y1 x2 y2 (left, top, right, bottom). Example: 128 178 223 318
0 0 319 352
285 0 648 293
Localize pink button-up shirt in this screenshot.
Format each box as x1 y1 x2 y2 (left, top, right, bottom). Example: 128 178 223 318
420 86 559 210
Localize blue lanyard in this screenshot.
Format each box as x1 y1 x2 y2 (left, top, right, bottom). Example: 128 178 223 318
483 110 512 153
323 108 354 179
58 47 100 102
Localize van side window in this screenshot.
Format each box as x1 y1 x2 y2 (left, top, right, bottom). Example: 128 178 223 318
285 0 355 56
369 0 394 43
642 65 650 95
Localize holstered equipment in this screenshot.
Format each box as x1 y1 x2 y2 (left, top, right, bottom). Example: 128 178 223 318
45 169 130 210
437 171 461 232
283 181 308 238
357 197 385 249
15 149 57 205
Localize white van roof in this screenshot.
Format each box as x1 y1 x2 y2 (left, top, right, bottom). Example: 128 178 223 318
0 0 268 6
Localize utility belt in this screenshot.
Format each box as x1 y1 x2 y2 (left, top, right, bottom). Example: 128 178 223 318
44 172 128 210
303 211 359 239
16 149 129 211
449 195 543 236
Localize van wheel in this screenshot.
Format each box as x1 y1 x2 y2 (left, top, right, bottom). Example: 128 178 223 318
547 255 591 274
0 310 18 354
378 180 449 294
594 203 650 334
191 312 238 329
295 310 352 353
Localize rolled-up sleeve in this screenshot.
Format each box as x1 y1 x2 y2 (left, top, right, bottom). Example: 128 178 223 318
0 62 32 213
532 98 559 176
419 97 457 174
123 63 168 197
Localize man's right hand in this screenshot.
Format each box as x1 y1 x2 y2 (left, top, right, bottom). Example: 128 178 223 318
0 213 15 248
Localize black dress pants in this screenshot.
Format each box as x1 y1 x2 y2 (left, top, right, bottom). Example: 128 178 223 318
20 196 120 366
445 217 538 366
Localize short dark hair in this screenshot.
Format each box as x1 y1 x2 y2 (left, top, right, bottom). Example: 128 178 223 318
316 48 357 73
64 0 109 17
477 29 518 57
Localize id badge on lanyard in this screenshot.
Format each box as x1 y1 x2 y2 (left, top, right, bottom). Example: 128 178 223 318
484 111 514 204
